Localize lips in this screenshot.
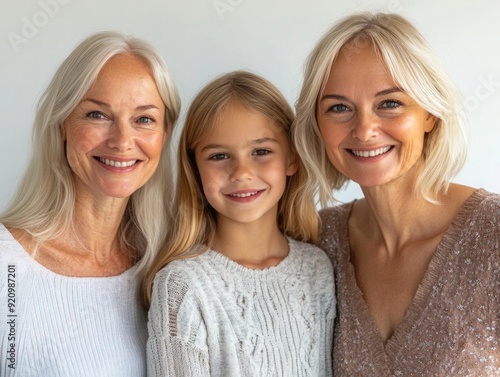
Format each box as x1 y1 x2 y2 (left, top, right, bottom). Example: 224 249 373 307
349 146 392 158
225 189 265 201
97 157 138 167
228 191 260 198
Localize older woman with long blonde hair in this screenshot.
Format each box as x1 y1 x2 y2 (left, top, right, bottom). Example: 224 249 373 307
0 31 180 376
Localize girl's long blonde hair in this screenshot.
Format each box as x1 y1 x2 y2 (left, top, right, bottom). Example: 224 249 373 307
143 71 318 306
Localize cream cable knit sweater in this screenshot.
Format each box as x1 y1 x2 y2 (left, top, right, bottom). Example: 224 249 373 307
147 238 335 376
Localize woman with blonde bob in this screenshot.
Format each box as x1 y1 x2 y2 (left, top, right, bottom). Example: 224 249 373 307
294 12 500 376
145 71 335 376
0 31 180 376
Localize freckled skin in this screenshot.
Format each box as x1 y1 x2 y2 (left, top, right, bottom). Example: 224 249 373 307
61 54 167 202
195 102 297 229
316 45 435 188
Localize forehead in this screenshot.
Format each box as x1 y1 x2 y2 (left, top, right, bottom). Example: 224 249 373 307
82 53 164 104
198 102 287 146
98 54 153 80
322 42 395 94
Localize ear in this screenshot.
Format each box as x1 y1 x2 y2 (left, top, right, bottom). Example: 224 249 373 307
424 113 437 133
286 149 299 177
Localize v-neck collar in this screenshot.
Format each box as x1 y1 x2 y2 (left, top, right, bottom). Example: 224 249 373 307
339 188 487 372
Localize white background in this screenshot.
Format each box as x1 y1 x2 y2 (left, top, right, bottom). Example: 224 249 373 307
1 0 499 211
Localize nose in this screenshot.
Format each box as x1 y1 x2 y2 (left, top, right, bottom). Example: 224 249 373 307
107 119 134 150
229 158 253 182
351 111 379 141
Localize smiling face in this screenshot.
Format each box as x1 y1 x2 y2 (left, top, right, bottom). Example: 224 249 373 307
194 101 297 228
316 43 435 188
61 54 167 202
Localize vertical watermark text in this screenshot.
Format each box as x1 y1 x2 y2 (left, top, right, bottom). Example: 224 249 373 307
6 265 17 369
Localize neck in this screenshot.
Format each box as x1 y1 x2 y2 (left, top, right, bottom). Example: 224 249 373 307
65 190 130 260
356 173 447 255
211 216 288 269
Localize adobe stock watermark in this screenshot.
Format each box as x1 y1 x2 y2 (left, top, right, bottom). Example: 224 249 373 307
7 0 71 53
465 75 499 112
213 0 244 21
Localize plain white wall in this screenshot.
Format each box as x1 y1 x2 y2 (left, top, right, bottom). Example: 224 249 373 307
1 0 499 211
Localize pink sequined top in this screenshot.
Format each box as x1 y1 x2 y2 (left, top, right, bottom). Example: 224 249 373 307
319 188 500 376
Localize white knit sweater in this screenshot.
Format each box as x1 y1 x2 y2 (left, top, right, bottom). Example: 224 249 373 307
147 238 335 376
0 224 147 377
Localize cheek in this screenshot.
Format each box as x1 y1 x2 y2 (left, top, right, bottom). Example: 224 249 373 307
64 130 97 168
319 124 344 150
394 121 427 165
141 131 166 158
198 167 222 200
319 129 344 163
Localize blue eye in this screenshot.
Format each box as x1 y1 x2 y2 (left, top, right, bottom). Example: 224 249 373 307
86 111 106 119
380 100 402 109
328 104 350 113
138 116 155 124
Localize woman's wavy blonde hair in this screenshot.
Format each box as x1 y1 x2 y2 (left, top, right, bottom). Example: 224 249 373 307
0 31 180 276
293 12 467 206
143 70 318 306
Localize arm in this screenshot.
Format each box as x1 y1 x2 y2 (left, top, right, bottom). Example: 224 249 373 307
147 335 209 376
147 266 210 377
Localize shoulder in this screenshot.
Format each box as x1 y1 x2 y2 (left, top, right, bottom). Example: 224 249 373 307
462 189 500 230
477 189 500 212
0 224 29 268
287 239 335 305
148 254 212 342
0 223 18 245
317 202 353 255
288 238 333 275
319 201 353 219
152 253 210 298
289 238 329 260
447 189 500 259
319 202 353 233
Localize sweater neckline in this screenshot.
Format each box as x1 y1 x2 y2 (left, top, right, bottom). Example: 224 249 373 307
341 188 488 371
203 237 299 277
0 223 138 281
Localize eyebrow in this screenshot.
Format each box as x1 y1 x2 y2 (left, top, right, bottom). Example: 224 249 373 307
82 98 160 111
375 87 403 97
319 87 403 102
199 137 279 152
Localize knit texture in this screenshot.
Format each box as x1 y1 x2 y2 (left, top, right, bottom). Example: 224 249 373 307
319 188 500 376
0 224 147 377
147 238 335 376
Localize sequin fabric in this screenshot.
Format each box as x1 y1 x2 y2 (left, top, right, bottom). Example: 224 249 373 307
319 189 500 376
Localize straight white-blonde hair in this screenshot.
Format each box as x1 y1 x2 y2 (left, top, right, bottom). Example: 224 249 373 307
0 31 180 275
293 12 467 206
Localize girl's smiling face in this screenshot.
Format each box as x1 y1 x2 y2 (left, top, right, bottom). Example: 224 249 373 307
195 101 297 227
316 43 436 188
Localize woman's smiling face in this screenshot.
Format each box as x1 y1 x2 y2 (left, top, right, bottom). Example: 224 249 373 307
61 53 167 202
316 43 436 188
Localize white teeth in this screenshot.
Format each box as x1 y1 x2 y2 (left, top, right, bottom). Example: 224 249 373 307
99 158 137 167
351 146 391 158
230 191 258 198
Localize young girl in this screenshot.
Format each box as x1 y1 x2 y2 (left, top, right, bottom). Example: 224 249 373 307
144 71 335 376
